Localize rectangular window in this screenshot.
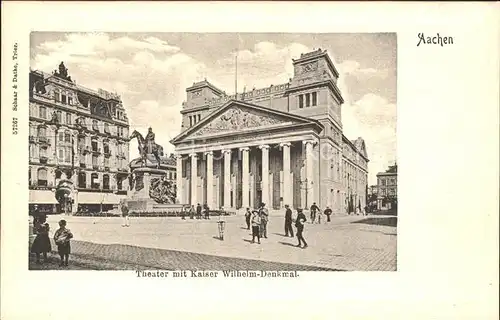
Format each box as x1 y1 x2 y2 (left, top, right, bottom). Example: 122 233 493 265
189 116 193 126
39 147 47 158
312 92 317 106
55 92 60 102
104 157 109 167
66 113 71 125
58 132 64 142
198 114 201 122
65 147 71 162
58 148 64 161
56 111 62 123
68 97 73 105
305 93 310 107
92 155 98 166
298 95 304 108
62 94 67 104
39 106 47 119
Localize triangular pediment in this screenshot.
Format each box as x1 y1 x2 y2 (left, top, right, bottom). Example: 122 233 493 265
171 100 321 143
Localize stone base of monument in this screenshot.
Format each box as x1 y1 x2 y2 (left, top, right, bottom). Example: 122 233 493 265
126 167 186 216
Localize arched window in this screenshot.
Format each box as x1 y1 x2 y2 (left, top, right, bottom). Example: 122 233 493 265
78 172 86 188
38 168 48 187
103 174 110 190
38 126 47 138
91 173 99 189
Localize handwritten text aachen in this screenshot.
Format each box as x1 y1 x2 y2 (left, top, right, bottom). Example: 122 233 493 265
417 33 454 47
136 270 300 278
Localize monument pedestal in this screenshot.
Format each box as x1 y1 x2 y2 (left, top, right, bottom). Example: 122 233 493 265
126 167 184 214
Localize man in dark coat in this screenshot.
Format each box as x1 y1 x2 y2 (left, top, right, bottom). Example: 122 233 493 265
204 203 210 220
196 203 202 220
295 208 308 248
324 206 333 222
284 204 294 237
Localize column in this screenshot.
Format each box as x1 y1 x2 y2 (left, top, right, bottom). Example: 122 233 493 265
190 153 198 205
223 149 231 209
259 144 270 207
176 154 183 204
280 142 291 207
240 147 250 209
305 140 314 208
205 151 214 209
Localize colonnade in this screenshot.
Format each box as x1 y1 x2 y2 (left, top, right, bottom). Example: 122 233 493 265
176 141 316 210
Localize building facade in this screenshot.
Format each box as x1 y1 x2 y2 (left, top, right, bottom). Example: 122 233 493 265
29 62 130 214
171 49 368 214
376 163 398 210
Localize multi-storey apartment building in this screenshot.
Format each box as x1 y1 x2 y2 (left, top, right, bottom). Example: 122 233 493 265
376 163 397 210
171 49 369 214
29 62 130 214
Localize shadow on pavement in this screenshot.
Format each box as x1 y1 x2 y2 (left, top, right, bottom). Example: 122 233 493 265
351 217 397 227
273 233 290 237
370 210 398 216
278 241 299 248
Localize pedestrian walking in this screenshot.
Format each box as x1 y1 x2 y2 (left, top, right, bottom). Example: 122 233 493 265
245 207 251 230
250 210 261 244
30 213 51 264
196 203 202 219
54 219 73 267
295 209 308 248
324 206 333 222
180 206 186 220
204 203 210 220
121 201 130 227
284 204 294 237
189 205 195 219
259 203 269 238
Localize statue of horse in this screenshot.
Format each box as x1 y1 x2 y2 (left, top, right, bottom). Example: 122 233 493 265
129 130 164 168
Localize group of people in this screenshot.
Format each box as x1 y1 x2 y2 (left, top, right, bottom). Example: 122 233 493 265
244 203 269 244
183 203 211 220
309 202 333 224
30 208 73 267
242 202 338 249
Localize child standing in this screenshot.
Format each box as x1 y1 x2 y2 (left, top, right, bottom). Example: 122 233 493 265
30 214 51 264
54 220 73 267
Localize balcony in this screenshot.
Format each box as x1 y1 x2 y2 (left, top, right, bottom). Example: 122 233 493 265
92 164 99 170
103 149 111 157
29 136 36 143
39 156 48 164
104 166 110 171
92 148 101 155
79 163 86 168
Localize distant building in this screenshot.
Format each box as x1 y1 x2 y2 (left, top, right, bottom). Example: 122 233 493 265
376 163 397 210
29 62 130 214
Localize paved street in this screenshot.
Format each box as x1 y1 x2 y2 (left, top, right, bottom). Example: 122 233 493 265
30 213 397 271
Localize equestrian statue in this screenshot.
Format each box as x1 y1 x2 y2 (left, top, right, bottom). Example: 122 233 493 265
129 127 164 168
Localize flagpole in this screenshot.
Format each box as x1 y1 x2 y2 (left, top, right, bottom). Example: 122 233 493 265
235 53 238 99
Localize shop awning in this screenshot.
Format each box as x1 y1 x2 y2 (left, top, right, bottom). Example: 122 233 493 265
29 190 57 204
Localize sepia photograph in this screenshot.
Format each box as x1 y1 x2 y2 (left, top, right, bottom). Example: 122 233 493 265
28 32 397 271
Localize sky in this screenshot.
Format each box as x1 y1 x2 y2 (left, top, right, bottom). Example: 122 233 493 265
30 32 396 185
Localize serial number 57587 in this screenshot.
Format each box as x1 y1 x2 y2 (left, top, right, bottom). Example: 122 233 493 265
12 117 18 135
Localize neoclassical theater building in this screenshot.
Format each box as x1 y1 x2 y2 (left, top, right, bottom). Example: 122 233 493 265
171 49 368 214
29 63 130 214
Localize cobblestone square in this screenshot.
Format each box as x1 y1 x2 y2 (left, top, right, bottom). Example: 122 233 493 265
30 213 397 271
